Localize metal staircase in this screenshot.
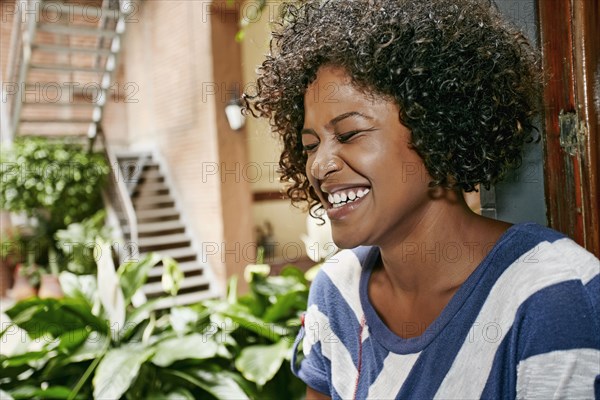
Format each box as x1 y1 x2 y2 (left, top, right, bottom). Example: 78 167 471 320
5 0 130 138
116 151 218 308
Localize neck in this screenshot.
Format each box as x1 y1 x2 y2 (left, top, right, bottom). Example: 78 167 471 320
376 189 508 295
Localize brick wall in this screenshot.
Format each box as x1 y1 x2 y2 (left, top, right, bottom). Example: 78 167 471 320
117 0 253 292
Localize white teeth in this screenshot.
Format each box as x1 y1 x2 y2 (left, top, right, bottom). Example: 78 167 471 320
326 187 370 207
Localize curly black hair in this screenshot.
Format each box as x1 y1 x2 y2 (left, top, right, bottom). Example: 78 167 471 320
244 0 541 214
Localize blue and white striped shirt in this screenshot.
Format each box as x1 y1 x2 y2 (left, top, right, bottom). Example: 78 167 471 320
292 223 600 399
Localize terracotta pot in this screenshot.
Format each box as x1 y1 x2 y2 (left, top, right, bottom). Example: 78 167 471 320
0 257 14 298
38 275 64 299
10 273 37 301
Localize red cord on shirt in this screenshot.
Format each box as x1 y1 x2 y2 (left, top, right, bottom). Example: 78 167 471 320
353 315 367 400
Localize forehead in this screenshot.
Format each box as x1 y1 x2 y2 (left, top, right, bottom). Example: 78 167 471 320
304 66 397 126
304 66 389 119
305 66 372 102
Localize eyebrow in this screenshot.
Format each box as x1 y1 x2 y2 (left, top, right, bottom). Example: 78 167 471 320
330 111 373 126
301 111 373 135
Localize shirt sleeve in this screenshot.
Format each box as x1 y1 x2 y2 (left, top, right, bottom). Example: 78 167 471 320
514 272 600 399
291 269 332 396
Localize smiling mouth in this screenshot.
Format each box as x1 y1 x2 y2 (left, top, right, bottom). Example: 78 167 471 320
327 187 370 208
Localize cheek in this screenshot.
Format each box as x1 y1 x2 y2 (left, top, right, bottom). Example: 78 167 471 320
305 158 318 187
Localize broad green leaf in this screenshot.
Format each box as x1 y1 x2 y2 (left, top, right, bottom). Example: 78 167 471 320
161 257 183 296
57 328 89 353
252 275 307 297
7 385 85 400
63 333 108 363
235 340 290 386
152 334 219 367
280 265 308 285
92 343 154 400
96 240 125 332
59 272 99 309
119 298 160 340
1 350 50 367
5 298 105 339
169 306 199 336
117 252 161 303
0 389 13 400
166 369 249 400
0 319 30 357
220 304 287 341
146 388 195 400
243 264 270 283
262 290 307 323
226 275 238 304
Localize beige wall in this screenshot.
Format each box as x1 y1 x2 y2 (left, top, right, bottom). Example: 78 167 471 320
117 0 254 292
240 1 309 264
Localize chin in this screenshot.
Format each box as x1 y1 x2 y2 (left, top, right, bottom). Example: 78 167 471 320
331 232 364 250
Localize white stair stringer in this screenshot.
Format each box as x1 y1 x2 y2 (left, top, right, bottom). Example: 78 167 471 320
115 150 221 309
7 0 131 138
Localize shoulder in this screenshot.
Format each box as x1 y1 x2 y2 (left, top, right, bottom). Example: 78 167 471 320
498 223 598 284
492 223 600 347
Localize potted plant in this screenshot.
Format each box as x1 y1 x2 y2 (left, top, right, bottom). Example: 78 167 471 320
10 252 40 301
0 137 108 264
1 248 310 399
37 248 63 299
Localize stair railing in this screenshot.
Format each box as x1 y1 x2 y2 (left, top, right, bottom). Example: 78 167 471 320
97 125 138 261
86 0 131 140
5 0 42 140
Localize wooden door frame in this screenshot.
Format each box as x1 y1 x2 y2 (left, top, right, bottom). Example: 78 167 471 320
538 0 599 257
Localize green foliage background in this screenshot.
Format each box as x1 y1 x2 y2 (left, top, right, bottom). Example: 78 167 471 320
0 137 108 233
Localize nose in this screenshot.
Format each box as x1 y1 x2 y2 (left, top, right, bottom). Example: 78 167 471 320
310 152 342 180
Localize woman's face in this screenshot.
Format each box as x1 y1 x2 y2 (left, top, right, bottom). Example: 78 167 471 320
302 66 435 249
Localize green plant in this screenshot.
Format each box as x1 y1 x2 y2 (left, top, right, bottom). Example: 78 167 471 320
0 137 109 236
0 249 308 399
16 252 42 288
54 210 112 275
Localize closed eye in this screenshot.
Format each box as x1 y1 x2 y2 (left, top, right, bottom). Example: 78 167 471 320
302 142 319 152
336 127 376 143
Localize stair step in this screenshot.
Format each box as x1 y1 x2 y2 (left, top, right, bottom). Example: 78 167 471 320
133 182 170 195
147 261 204 278
151 291 216 310
39 3 123 19
30 64 106 73
138 233 190 249
135 207 179 219
141 247 196 262
23 82 101 95
22 102 97 108
115 151 152 159
140 170 163 179
133 194 174 206
32 43 113 56
135 203 176 212
20 118 92 124
136 220 185 234
38 23 119 38
143 275 210 295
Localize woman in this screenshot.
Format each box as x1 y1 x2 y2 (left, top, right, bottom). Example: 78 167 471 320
245 0 600 398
